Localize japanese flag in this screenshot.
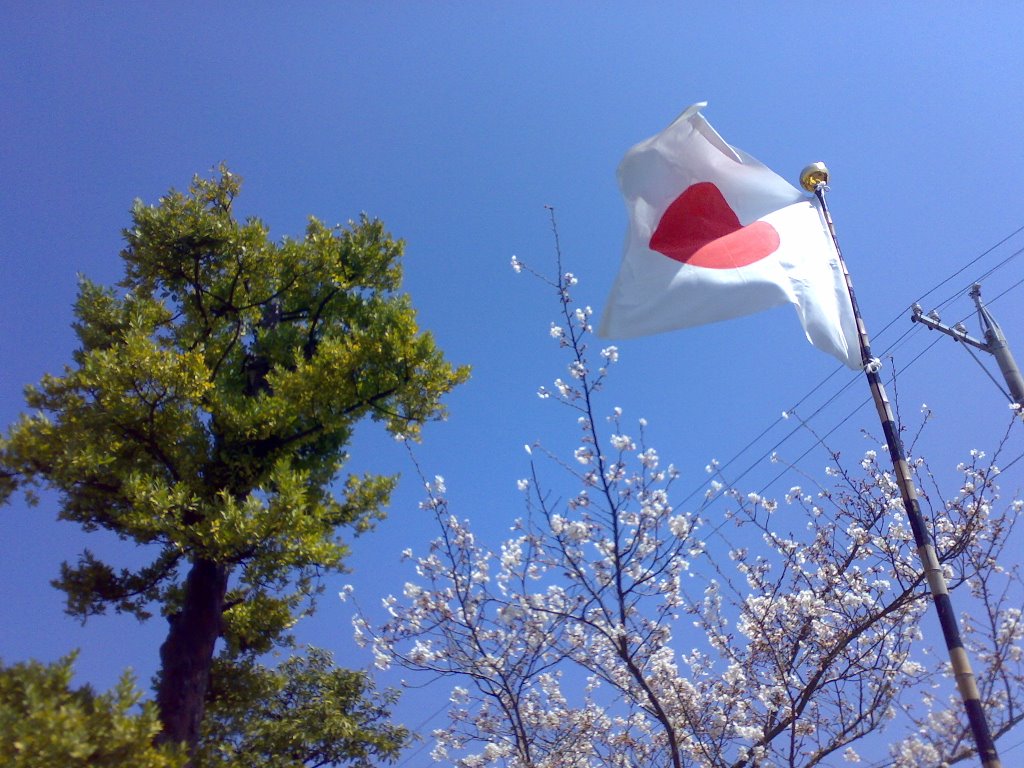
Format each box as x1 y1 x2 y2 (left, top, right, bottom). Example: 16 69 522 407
599 103 860 369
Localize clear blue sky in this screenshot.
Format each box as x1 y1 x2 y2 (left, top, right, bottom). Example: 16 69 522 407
3 4 1023 765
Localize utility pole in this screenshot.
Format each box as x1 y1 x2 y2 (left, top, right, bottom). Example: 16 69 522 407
911 284 1024 406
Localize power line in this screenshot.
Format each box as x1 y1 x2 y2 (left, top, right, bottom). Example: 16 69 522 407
986 271 1024 305
678 224 1024 509
679 356 856 508
996 447 1024 476
395 700 452 768
684 329 930 509
961 341 1013 403
914 224 1024 312
860 228 1024 346
931 244 1024 314
755 335 943 497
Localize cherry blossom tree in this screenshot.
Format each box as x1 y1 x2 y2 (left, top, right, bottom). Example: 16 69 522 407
359 235 1024 767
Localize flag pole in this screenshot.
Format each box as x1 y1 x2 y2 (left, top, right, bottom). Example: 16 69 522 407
801 163 1001 768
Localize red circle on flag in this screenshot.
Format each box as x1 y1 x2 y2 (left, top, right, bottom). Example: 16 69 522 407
649 182 780 269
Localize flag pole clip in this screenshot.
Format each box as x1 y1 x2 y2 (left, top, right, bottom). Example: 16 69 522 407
863 357 882 374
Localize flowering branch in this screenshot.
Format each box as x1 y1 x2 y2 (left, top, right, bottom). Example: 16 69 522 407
360 235 1024 768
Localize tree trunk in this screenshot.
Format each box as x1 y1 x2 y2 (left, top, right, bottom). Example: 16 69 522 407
155 557 229 758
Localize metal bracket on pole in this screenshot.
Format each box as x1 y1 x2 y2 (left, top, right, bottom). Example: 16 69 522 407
910 284 1024 406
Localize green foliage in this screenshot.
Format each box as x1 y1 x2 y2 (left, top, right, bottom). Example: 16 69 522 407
196 649 406 768
2 165 466 640
0 166 467 754
0 655 185 768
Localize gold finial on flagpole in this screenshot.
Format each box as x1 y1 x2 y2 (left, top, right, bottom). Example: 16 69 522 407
800 162 829 192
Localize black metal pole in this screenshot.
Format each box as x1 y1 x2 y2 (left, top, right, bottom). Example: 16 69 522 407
805 168 1000 768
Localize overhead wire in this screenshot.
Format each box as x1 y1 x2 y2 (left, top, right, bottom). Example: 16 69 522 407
997 446 1024 475
804 270 1024 462
776 248 1024 488
754 334 944 497
961 342 1013 403
853 226 1024 347
696 335 946 549
930 243 1024 313
678 223 1024 510
394 700 452 767
912 223 1024 312
986 271 1024 305
677 362 851 507
683 320 926 509
684 370 863 509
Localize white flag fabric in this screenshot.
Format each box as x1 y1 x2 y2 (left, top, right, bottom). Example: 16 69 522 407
599 103 860 369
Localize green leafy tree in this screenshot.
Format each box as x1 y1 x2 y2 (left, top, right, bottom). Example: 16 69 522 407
0 655 185 768
196 648 406 768
0 168 468 760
